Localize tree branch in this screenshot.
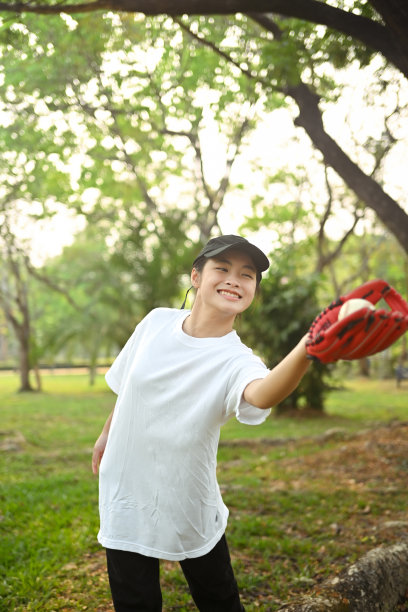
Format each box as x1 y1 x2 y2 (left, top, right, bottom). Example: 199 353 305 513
174 18 256 81
24 260 81 310
1 216 81 311
0 1 109 14
286 82 408 253
316 167 364 273
316 165 333 271
0 293 22 333
246 12 282 40
159 116 251 240
213 117 250 206
250 7 407 76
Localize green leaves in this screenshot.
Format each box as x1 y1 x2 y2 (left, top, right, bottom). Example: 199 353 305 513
1 7 406 379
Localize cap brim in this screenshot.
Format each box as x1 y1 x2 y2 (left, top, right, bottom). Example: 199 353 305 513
204 243 269 273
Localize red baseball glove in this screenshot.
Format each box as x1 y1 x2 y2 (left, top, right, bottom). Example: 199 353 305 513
306 279 408 363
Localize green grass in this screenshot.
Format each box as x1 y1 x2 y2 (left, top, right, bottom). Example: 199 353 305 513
220 376 408 447
1 372 407 611
0 374 111 612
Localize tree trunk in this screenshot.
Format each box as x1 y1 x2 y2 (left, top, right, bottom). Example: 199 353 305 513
370 0 408 78
33 364 42 392
89 362 96 386
358 357 371 377
276 542 408 612
18 333 33 392
286 82 408 255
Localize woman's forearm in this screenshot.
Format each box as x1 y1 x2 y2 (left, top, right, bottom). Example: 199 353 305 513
244 335 310 409
102 409 114 434
92 408 114 474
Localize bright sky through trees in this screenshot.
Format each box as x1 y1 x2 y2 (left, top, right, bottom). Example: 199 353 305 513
23 58 407 264
1 12 407 264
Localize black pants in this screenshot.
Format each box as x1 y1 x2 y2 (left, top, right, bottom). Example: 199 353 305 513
106 535 245 611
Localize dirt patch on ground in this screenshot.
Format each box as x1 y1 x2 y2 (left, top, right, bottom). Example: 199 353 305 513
282 420 408 488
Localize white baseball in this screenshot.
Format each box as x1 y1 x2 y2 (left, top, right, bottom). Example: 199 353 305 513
338 298 376 321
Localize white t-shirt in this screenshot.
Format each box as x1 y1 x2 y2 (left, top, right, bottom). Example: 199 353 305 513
98 307 271 561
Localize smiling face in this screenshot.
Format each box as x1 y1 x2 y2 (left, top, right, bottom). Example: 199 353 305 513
191 249 258 319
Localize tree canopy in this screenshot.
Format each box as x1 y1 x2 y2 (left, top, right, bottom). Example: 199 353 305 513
2 2 407 252
1 2 408 391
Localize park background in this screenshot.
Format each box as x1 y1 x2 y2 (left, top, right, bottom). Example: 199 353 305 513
1 2 408 610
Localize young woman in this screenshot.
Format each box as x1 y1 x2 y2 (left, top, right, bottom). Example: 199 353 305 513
92 234 311 611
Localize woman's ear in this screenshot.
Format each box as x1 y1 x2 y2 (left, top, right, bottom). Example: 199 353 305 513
191 267 200 289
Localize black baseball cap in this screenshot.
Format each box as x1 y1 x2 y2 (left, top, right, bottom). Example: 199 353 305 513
192 235 270 275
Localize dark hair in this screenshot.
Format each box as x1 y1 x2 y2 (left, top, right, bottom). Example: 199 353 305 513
193 255 262 287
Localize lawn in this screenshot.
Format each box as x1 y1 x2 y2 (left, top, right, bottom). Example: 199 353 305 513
1 373 407 611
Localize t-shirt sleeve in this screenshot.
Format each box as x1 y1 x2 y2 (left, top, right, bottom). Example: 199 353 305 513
224 354 271 425
105 326 140 395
